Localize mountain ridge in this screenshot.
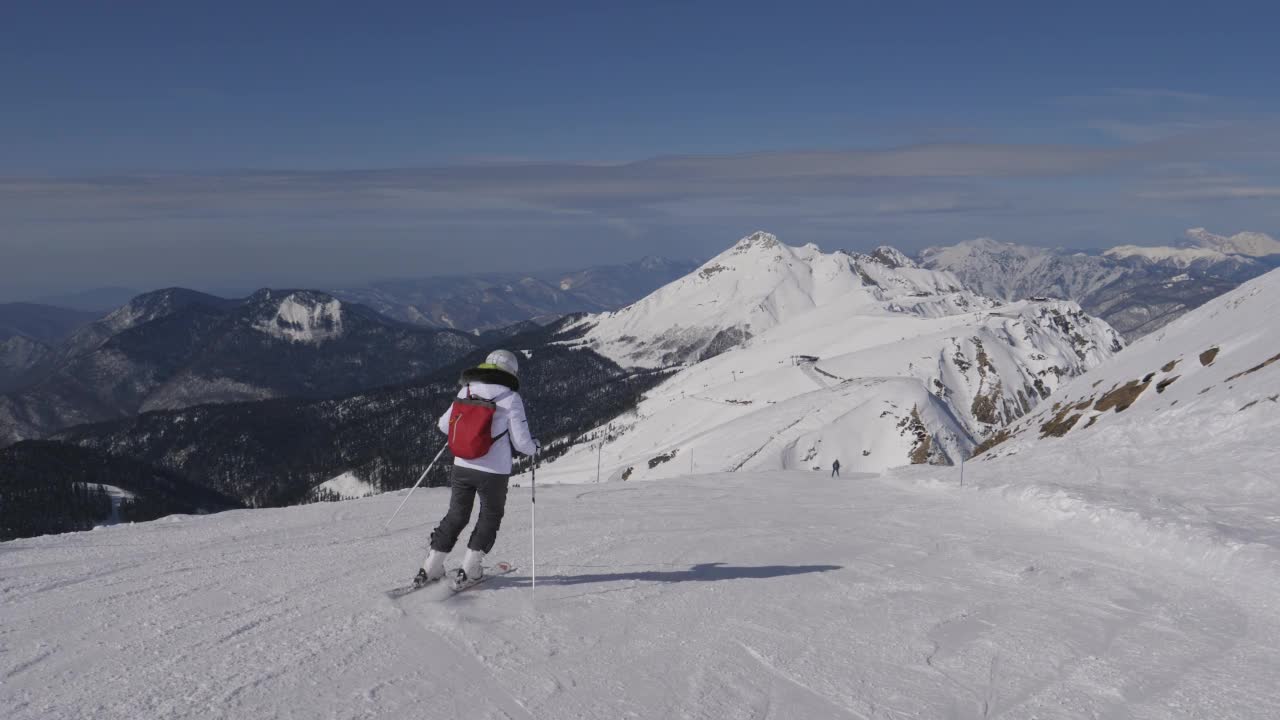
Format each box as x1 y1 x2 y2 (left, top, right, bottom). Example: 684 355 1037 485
533 232 1123 481
918 228 1276 338
0 288 479 446
563 231 996 368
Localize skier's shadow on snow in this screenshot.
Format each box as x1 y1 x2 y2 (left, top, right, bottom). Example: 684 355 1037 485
511 562 842 587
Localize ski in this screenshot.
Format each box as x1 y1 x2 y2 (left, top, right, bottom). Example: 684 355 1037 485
386 561 516 599
385 575 444 600
449 561 516 593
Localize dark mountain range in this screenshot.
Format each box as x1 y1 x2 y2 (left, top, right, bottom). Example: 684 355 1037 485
0 441 242 541
0 303 102 392
0 288 480 446
51 326 670 508
330 256 697 333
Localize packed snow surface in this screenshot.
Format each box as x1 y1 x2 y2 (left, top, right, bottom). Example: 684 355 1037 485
5 465 1280 719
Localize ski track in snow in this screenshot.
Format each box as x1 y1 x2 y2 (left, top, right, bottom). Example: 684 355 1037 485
4 472 1280 719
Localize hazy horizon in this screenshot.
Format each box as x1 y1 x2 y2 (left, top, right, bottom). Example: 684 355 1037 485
4 3 1278 301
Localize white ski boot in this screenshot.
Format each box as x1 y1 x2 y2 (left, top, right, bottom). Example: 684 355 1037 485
462 548 485 581
415 549 447 587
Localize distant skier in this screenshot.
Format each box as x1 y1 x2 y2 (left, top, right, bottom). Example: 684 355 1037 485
416 350 539 588
831 459 840 477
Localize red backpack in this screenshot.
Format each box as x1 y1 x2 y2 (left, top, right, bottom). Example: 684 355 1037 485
447 386 510 459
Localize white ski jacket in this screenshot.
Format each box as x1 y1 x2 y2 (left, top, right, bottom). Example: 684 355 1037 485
437 373 536 476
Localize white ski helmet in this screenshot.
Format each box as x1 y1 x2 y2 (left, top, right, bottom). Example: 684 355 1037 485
486 349 520 377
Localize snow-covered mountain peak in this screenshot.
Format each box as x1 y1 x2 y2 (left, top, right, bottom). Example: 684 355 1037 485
731 230 782 252
536 231 1128 479
1186 227 1280 257
868 246 917 269
249 290 346 344
935 237 1019 258
564 232 994 367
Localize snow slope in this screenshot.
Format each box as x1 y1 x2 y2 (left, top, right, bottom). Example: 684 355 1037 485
968 267 1280 568
543 287 1119 480
5 468 1280 719
312 471 379 500
541 232 1121 477
78 482 137 526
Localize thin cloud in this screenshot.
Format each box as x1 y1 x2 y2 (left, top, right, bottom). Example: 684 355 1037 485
1087 120 1225 143
1139 186 1280 200
0 140 1202 220
1105 88 1217 103
1052 87 1220 108
2 132 1277 299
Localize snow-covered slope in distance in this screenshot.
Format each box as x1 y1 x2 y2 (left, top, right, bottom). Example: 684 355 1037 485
250 292 346 344
1103 244 1240 269
918 237 1124 303
312 471 380 500
539 234 1122 480
1185 226 1280 257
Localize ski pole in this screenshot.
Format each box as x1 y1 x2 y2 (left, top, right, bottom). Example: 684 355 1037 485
531 448 537 602
384 444 447 529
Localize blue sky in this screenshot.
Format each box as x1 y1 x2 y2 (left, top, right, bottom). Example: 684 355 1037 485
3 1 1279 299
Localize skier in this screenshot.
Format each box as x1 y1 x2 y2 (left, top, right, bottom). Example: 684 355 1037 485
416 349 539 588
831 459 840 477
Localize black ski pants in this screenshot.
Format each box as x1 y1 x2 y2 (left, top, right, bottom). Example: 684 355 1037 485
430 465 510 554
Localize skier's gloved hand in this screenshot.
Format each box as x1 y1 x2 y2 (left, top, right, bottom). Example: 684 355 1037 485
533 438 542 454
